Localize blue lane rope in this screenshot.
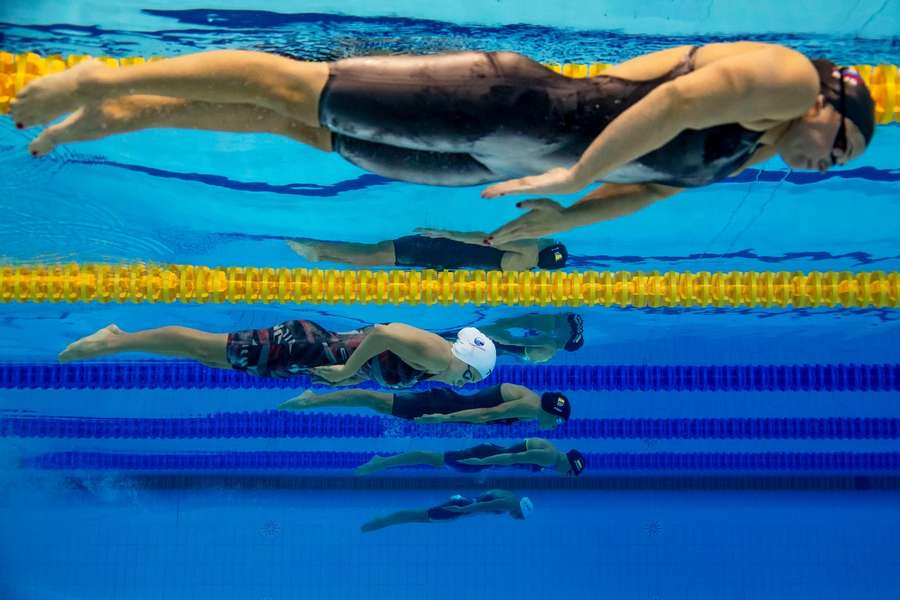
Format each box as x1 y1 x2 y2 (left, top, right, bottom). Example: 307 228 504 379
2 362 898 392
4 412 899 440
22 451 900 472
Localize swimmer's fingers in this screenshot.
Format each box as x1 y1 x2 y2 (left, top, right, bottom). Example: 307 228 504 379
457 458 484 465
414 414 446 424
481 168 575 199
310 365 351 383
441 505 467 513
487 200 564 245
413 227 447 238
278 389 315 410
517 198 564 212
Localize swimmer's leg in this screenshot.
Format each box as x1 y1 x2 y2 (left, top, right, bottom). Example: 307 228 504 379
59 324 229 368
361 509 430 533
354 451 445 476
286 238 395 266
29 96 332 156
12 50 329 128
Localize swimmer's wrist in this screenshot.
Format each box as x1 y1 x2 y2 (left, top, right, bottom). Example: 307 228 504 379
558 204 592 228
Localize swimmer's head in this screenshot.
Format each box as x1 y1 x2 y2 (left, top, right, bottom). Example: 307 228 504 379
448 326 496 385
777 60 874 173
556 448 587 476
516 496 535 519
537 242 568 270
540 392 571 428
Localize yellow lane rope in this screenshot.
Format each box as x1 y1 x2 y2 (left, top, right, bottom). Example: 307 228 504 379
1 264 896 307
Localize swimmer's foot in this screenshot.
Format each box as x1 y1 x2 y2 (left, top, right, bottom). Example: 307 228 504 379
354 455 388 477
11 60 107 128
28 100 130 156
58 324 124 362
286 239 320 262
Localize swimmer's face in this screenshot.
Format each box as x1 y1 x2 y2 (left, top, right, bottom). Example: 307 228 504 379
554 455 577 476
445 357 484 386
538 411 562 430
777 95 866 173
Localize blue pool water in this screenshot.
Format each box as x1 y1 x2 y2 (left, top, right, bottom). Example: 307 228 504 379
1 3 899 599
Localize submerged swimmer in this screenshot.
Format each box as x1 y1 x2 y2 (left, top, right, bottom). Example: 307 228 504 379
438 312 583 363
59 322 496 388
279 383 573 429
361 489 532 532
287 228 568 271
12 43 874 241
355 438 586 477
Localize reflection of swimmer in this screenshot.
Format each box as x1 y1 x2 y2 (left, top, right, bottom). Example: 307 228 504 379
439 313 583 363
287 229 568 271
279 383 572 430
355 438 586 477
59 322 495 389
14 44 873 243
361 489 532 533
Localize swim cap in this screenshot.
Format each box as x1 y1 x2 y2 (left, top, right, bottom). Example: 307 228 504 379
564 314 584 352
541 392 571 421
537 243 568 270
811 59 875 147
450 327 496 378
518 496 534 519
566 449 586 476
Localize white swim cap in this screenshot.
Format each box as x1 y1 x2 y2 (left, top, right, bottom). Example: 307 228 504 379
519 497 534 519
450 327 496 378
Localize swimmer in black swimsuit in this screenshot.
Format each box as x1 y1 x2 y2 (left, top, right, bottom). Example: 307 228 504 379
279 383 573 430
361 489 531 533
287 229 568 271
439 312 583 363
58 321 496 388
355 438 586 477
15 43 874 240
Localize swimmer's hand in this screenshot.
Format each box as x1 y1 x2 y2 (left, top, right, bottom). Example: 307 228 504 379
486 199 567 245
458 458 486 465
481 167 577 198
414 413 447 424
441 505 469 513
413 227 453 239
311 365 353 384
278 390 316 410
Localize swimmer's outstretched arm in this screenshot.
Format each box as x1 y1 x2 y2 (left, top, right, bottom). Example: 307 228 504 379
361 510 430 533
413 227 537 251
487 137 780 244
482 46 818 199
443 498 510 515
487 183 680 245
278 389 393 413
28 96 331 157
415 400 530 424
311 323 451 384
477 315 560 347
460 449 556 468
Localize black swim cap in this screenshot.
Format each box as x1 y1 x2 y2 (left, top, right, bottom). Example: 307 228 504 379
566 449 586 476
541 392 571 421
537 243 568 270
811 59 875 147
